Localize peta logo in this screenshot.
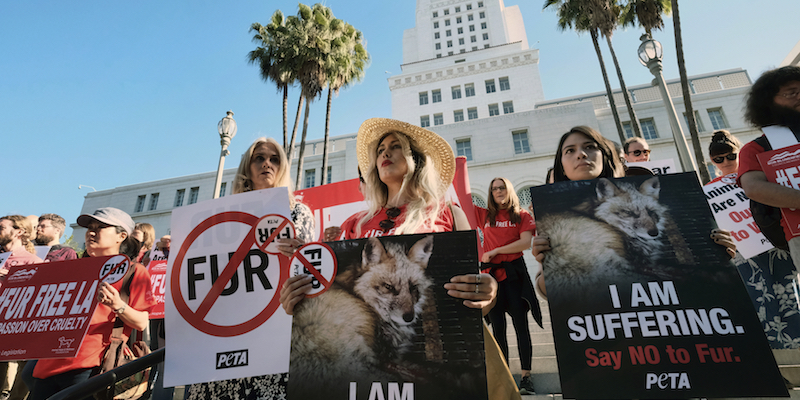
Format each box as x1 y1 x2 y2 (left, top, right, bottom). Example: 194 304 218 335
216 349 249 369
645 372 690 390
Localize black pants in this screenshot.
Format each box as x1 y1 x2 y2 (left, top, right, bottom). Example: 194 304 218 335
486 257 533 371
29 367 94 400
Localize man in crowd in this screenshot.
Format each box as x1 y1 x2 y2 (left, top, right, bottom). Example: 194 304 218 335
624 136 651 163
35 213 77 262
738 66 800 268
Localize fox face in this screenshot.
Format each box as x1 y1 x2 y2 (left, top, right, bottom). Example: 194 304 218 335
593 177 666 241
355 236 434 328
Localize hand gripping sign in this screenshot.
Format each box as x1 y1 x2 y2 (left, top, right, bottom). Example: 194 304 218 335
165 187 296 387
0 255 126 361
289 243 337 298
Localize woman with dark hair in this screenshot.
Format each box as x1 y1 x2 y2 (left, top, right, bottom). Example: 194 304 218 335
30 208 155 400
708 130 742 177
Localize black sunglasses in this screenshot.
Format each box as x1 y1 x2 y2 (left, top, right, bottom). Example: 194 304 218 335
627 149 651 157
712 153 738 164
379 207 402 232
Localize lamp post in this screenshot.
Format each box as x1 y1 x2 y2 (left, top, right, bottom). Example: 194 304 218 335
214 110 237 199
637 34 698 175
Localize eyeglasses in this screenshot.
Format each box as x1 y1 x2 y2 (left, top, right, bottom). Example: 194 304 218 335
712 153 738 164
491 186 506 192
626 149 651 157
379 207 402 232
778 89 800 99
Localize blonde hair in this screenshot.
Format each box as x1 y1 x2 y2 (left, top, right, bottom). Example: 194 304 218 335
134 222 155 251
1 215 35 254
486 177 522 226
233 137 295 206
357 131 446 235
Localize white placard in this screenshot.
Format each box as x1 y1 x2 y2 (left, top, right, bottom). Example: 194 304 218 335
164 187 293 387
0 252 10 270
627 158 680 175
33 246 51 261
703 173 773 259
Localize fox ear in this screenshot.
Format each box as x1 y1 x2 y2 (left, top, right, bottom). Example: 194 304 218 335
362 237 386 268
408 235 434 268
639 177 660 199
595 178 619 200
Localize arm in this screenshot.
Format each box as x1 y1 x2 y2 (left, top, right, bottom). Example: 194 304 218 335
450 203 471 231
739 170 800 209
97 282 149 331
482 231 532 263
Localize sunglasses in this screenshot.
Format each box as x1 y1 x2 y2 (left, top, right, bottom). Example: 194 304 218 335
627 149 651 157
712 153 738 164
379 207 402 232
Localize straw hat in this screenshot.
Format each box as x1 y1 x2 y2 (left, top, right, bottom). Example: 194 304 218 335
356 118 455 186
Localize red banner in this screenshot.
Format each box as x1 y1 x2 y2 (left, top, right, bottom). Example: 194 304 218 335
147 259 167 319
757 143 800 236
0 255 126 361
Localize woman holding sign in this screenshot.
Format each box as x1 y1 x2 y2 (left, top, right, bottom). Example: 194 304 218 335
185 137 314 400
30 208 155 400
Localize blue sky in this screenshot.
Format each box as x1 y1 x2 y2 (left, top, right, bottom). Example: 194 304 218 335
1 0 797 240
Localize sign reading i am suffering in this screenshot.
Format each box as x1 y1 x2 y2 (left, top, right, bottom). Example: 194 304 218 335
164 187 294 387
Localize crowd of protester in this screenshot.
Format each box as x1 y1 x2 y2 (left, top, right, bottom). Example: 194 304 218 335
3 65 800 399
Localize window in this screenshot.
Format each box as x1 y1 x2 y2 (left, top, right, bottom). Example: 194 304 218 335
455 6 461 12
326 167 332 185
432 89 441 103
305 169 316 188
419 92 428 105
434 32 440 39
457 27 463 34
174 189 185 207
436 54 442 58
484 44 490 49
465 83 475 97
469 25 475 31
460 49 465 53
471 35 477 43
708 108 728 130
468 14 474 21
433 11 438 18
472 46 478 51
446 30 451 36
512 130 531 154
456 17 462 24
467 4 472 10
148 193 159 211
420 115 430 127
640 118 659 140
622 122 634 138
481 22 487 29
467 107 478 120
459 38 465 45
478 1 484 7
502 101 514 114
444 9 449 15
454 110 464 122
447 40 453 48
683 110 705 132
452 86 462 99
219 182 227 197
488 103 500 116
433 21 439 29
479 11 485 18
485 79 496 93
448 51 453 55
134 195 146 213
499 77 510 91
483 33 489 40
188 187 200 204
456 139 473 161
445 20 450 26
433 113 444 126
435 43 441 50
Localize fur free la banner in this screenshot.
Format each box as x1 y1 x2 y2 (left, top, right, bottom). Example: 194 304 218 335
287 232 488 400
530 173 786 398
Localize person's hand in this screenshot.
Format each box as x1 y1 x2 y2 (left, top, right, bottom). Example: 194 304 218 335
276 238 305 258
480 249 497 263
444 273 497 315
0 269 8 280
97 281 124 311
711 229 736 259
279 275 313 315
532 234 551 263
323 226 342 242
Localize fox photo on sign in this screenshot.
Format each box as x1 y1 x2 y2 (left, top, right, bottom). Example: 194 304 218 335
530 173 786 399
164 187 294 387
287 232 488 400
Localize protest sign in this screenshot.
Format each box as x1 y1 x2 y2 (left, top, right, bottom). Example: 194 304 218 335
531 173 786 398
626 159 679 175
287 232 487 400
703 173 772 259
164 187 293 387
0 255 127 361
147 259 167 319
0 252 9 270
758 143 800 236
33 246 51 261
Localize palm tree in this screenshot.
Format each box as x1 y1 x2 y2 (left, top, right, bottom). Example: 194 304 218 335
320 23 369 186
544 0 626 143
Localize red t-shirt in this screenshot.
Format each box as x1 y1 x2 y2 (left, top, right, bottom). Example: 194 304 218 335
34 263 156 379
737 137 798 242
1 248 43 290
474 207 535 281
342 204 454 239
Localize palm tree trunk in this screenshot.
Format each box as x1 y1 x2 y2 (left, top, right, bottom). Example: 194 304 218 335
671 0 710 183
295 100 312 189
287 95 305 164
606 36 643 138
591 29 626 144
282 85 289 151
320 87 333 186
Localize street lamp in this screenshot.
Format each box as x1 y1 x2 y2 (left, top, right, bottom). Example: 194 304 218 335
637 34 698 175
214 110 237 199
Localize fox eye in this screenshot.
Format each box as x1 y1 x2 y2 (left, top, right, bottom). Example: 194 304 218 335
409 283 419 297
648 210 660 222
